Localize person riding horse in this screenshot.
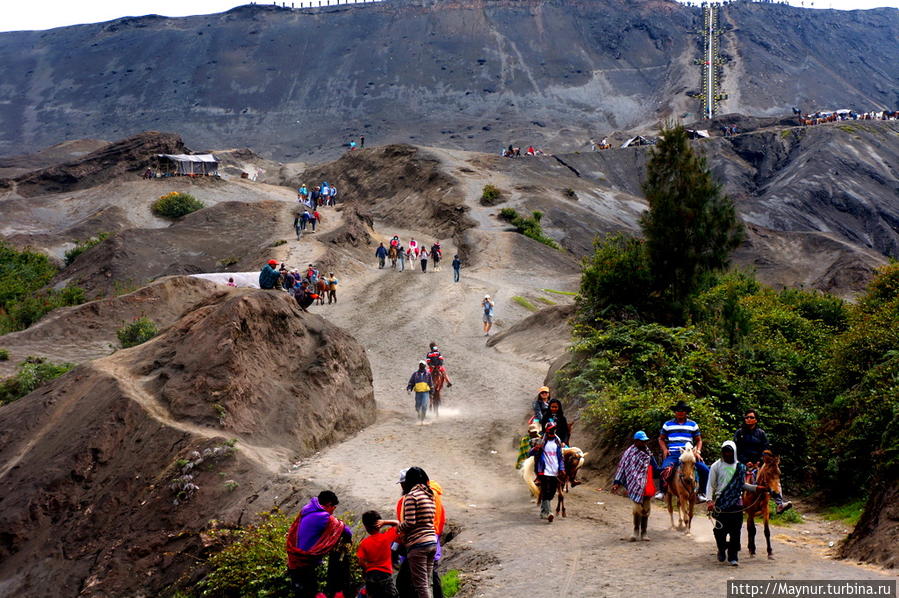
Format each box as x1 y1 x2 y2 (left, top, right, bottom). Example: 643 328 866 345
657 400 709 502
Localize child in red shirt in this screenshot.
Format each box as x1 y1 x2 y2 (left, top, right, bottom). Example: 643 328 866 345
356 511 398 598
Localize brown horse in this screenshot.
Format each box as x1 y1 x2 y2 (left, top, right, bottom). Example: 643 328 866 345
555 447 588 518
743 452 781 559
665 443 698 533
428 366 450 416
315 279 328 305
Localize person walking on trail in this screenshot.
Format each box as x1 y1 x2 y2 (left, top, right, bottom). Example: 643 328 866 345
293 213 303 241
300 209 311 231
612 431 660 542
379 467 439 598
326 272 339 304
532 386 551 422
311 209 321 232
397 244 406 272
285 490 352 598
259 259 281 290
357 510 399 598
657 400 709 501
706 441 763 566
360 134 365 149
451 255 461 282
482 295 495 336
406 361 433 423
419 246 429 273
540 398 571 446
328 185 337 206
430 242 442 271
376 243 388 269
388 244 398 269
530 421 565 522
298 184 308 202
734 409 792 514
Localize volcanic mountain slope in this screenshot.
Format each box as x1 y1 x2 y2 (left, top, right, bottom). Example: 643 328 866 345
0 288 375 598
0 0 895 159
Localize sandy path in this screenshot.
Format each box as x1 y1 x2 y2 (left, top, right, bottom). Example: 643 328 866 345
274 169 896 595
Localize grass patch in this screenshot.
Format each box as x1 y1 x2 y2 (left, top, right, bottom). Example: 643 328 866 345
64 232 110 266
441 569 462 598
0 356 75 406
822 498 865 527
768 501 804 525
512 296 538 311
152 192 204 219
498 208 560 250
541 288 577 296
117 317 158 348
535 296 557 305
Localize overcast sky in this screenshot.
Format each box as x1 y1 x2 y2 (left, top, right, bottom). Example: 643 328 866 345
1 0 896 32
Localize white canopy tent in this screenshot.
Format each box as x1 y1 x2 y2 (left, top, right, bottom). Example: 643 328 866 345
154 153 219 176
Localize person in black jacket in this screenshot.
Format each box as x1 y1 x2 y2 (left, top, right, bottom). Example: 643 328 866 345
734 409 792 514
540 398 570 446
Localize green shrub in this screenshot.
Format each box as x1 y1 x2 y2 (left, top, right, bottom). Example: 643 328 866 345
497 208 560 250
64 232 110 266
117 317 158 348
0 357 75 406
822 498 866 527
576 234 654 325
152 192 204 219
0 349 8 361
0 242 87 334
480 184 503 206
441 569 462 597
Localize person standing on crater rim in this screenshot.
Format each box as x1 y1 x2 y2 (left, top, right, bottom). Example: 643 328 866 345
482 295 495 336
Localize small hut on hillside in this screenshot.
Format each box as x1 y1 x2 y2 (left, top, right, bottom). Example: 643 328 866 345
152 154 219 176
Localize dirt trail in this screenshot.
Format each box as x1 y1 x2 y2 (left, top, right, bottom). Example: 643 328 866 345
273 160 895 595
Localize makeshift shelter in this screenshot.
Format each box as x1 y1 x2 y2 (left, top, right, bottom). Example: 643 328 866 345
621 136 655 148
686 129 711 139
153 154 219 176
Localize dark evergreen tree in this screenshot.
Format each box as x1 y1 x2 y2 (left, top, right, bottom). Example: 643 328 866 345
640 125 744 323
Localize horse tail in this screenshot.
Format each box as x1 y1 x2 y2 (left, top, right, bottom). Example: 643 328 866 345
521 456 539 498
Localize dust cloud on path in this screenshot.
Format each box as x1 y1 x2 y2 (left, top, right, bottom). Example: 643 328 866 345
275 174 895 596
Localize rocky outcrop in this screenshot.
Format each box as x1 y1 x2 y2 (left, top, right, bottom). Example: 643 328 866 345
0 288 375 597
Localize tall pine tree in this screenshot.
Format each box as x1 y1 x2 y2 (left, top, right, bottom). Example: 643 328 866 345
640 125 744 323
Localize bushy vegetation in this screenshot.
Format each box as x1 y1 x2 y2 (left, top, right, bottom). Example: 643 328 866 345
185 509 364 598
441 569 462 597
64 232 110 266
0 242 86 334
498 208 560 249
480 184 503 206
512 295 538 311
117 317 158 348
0 356 75 406
152 191 204 219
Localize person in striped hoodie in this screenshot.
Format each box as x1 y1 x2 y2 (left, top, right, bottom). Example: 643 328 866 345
380 467 438 598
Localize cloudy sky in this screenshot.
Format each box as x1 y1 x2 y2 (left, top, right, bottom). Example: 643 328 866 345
1 0 896 32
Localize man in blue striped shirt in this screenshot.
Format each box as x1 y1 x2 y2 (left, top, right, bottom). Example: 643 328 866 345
657 400 709 501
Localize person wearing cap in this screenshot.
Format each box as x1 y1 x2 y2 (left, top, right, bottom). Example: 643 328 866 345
706 441 763 566
406 361 434 424
658 400 709 501
259 259 281 290
529 421 566 522
612 431 660 541
532 386 552 421
482 295 495 336
285 490 352 597
516 421 543 469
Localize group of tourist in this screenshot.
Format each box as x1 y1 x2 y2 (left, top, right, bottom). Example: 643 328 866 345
501 144 545 158
797 108 899 126
519 386 574 521
610 401 791 566
285 466 446 598
375 236 461 279
258 260 339 311
298 181 339 207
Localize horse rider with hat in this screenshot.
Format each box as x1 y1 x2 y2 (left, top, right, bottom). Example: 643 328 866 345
657 400 709 501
